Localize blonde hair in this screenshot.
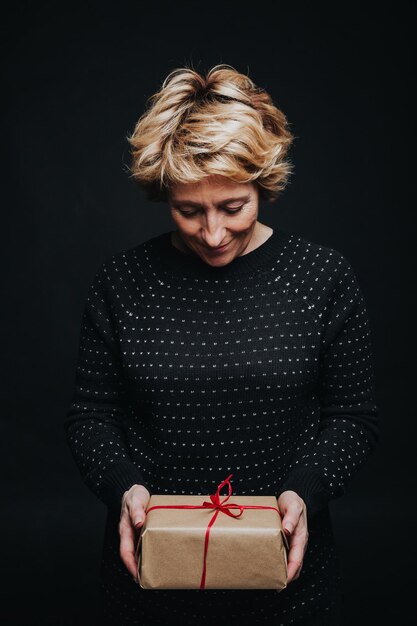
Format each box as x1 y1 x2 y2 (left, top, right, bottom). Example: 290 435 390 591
126 64 294 202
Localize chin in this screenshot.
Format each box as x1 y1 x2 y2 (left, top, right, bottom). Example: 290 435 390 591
201 253 233 267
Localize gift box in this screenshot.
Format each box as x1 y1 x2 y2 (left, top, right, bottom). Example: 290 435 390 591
135 474 288 590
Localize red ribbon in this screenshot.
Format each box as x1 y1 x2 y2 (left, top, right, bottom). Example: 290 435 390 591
144 473 281 589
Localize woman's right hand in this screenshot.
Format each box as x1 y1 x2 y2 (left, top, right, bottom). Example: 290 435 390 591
119 484 151 583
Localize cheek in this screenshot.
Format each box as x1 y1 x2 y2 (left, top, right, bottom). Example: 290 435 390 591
170 211 188 228
233 207 258 228
172 216 198 237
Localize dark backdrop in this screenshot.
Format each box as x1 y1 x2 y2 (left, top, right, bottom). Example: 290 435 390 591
3 2 414 625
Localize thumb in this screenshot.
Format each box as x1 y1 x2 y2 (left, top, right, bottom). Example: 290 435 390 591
133 507 147 529
281 512 296 536
282 520 293 536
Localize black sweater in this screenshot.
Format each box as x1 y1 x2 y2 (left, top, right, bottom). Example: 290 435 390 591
64 228 379 523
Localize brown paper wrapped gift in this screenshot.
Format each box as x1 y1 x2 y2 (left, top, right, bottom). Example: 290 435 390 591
135 474 288 590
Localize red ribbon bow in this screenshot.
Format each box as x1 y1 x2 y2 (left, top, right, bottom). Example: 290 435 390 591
145 473 281 589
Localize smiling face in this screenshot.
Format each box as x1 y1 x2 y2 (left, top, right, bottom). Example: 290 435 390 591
167 175 262 267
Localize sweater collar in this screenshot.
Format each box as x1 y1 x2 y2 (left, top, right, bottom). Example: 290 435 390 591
149 228 289 279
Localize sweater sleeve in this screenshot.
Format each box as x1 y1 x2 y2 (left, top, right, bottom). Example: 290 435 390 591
276 253 380 521
64 260 150 512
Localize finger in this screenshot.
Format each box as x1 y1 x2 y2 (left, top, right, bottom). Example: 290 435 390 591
281 500 303 535
286 528 308 583
132 506 147 529
125 492 148 529
119 514 140 580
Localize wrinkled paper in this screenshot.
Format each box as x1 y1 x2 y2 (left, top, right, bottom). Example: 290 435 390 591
135 494 288 590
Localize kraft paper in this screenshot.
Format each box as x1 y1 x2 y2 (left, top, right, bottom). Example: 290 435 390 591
135 494 288 590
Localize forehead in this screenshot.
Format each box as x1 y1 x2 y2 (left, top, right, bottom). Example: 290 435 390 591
169 176 256 203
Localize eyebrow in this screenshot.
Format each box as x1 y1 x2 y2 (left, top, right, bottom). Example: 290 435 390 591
171 194 251 208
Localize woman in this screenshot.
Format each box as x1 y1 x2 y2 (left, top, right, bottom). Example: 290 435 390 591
64 64 379 625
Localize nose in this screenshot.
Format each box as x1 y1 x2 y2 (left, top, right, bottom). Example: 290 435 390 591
201 220 227 248
202 231 228 248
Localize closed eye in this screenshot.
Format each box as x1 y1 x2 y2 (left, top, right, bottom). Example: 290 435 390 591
225 206 244 214
178 206 244 217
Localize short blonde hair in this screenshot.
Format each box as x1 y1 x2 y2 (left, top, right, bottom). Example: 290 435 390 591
126 64 294 202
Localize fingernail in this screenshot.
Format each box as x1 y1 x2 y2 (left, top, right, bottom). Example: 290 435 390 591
284 527 291 535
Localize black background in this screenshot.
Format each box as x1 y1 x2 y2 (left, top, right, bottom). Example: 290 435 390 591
2 2 415 625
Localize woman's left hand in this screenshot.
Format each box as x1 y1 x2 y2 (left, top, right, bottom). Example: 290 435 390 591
277 490 309 583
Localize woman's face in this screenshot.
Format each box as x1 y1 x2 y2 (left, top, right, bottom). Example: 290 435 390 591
168 175 260 267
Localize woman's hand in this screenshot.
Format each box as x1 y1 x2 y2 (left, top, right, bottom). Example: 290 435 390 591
277 490 309 583
119 484 151 583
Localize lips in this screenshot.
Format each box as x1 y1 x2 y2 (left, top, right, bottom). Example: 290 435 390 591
207 241 230 252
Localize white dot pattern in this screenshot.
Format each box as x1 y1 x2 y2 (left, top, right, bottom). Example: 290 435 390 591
64 229 379 624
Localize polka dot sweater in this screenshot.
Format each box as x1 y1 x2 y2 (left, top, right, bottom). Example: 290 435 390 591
64 228 379 625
